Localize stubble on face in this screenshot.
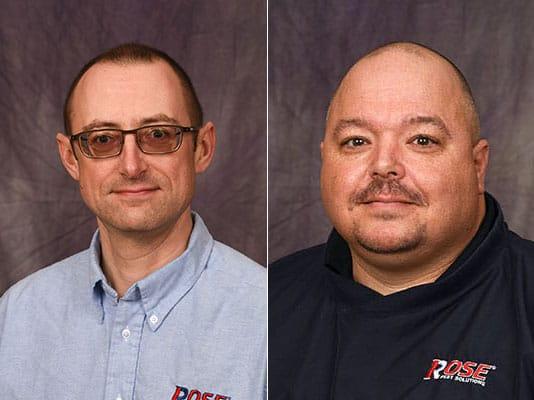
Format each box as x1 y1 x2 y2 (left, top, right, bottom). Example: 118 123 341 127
347 177 428 254
83 168 193 235
321 46 477 259
70 61 197 237
349 216 427 254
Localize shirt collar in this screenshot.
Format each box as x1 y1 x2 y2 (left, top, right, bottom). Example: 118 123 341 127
87 212 214 330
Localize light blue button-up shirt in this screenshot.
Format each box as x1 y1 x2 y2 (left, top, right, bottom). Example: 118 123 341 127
0 214 266 399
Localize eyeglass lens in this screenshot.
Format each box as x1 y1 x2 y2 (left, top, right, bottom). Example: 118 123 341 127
80 126 183 157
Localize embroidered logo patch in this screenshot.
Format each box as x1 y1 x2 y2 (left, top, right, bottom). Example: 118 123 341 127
423 358 496 387
171 385 231 400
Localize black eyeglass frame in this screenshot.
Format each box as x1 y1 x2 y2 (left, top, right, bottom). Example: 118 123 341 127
69 124 200 159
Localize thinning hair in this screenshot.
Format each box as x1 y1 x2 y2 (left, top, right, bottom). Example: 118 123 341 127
63 43 203 135
327 41 480 141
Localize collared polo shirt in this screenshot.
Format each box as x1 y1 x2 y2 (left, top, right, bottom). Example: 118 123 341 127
0 213 266 399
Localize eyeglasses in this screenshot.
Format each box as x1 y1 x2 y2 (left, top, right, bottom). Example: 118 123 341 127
69 124 199 159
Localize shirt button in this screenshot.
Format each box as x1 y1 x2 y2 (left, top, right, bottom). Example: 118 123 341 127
121 328 131 340
149 314 158 325
116 396 123 400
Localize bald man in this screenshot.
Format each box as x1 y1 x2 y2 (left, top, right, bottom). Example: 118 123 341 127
269 42 534 399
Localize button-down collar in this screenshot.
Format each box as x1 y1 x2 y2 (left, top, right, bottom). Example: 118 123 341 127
87 212 214 331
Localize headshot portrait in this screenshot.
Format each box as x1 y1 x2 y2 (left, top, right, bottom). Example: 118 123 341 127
269 1 534 261
0 1 266 399
269 1 534 399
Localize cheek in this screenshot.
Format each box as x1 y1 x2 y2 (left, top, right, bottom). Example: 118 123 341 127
425 164 475 196
410 159 479 229
78 167 106 200
165 160 196 195
406 150 476 196
76 159 131 207
321 158 367 207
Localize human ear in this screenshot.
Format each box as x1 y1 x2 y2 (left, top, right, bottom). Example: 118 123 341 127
194 122 216 173
472 138 489 194
56 132 80 181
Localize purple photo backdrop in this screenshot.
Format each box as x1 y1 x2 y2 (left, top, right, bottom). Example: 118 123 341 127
269 0 534 261
0 0 266 295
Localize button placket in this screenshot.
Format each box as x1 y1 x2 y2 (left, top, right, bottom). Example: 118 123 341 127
104 299 144 400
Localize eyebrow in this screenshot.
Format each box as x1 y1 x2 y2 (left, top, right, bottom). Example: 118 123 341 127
331 115 452 138
78 120 121 132
139 113 181 126
402 115 451 137
332 118 375 137
78 113 181 133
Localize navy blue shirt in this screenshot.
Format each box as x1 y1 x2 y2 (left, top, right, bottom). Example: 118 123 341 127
269 194 534 399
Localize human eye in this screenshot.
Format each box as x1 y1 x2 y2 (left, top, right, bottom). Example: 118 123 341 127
145 126 173 141
342 136 369 148
409 134 439 148
88 131 120 147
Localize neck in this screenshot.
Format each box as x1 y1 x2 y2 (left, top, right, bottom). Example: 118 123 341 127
97 210 193 298
352 252 455 295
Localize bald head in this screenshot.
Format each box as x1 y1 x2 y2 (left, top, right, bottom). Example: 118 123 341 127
327 42 480 141
320 42 490 286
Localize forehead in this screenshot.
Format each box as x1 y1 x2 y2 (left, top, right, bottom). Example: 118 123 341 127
69 60 190 131
327 51 467 132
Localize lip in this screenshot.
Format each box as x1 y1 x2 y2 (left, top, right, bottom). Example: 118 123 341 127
358 199 417 214
361 197 415 205
362 201 415 210
112 187 159 197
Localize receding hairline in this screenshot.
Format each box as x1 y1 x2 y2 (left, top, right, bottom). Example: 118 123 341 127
68 59 186 122
63 43 203 135
326 41 480 141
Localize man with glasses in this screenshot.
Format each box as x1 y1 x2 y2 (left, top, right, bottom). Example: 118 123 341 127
0 43 265 400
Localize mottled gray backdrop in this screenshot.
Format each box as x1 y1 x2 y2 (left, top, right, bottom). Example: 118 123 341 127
269 0 534 261
0 0 266 295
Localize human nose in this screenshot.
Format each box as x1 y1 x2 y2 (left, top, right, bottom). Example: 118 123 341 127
368 137 405 179
118 134 148 178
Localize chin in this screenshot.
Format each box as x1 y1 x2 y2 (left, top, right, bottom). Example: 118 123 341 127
108 220 164 233
356 236 422 254
348 223 427 255
99 211 173 234
95 200 185 233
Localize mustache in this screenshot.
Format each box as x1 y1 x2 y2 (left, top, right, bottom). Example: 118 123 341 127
350 178 426 206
